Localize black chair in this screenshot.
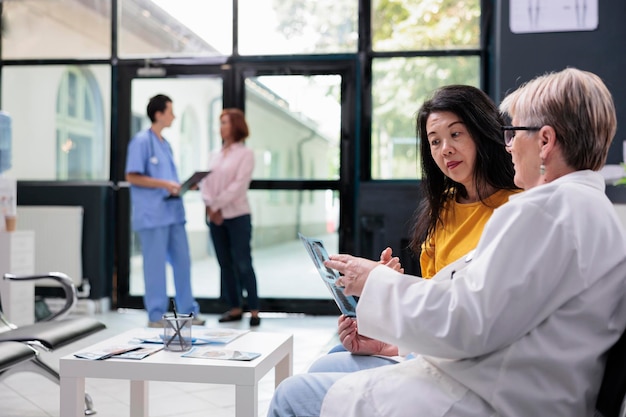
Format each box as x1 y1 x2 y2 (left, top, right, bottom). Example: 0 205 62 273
0 340 38 373
0 272 106 415
595 327 626 417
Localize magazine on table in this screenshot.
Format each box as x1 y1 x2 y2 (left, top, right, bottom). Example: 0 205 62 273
182 347 261 361
73 345 142 360
112 345 163 360
195 328 250 343
135 327 249 345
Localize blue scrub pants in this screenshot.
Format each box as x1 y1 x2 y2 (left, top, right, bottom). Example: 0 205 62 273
209 214 259 310
137 223 199 322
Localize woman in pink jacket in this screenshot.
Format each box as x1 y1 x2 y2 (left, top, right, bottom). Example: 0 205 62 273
199 108 260 327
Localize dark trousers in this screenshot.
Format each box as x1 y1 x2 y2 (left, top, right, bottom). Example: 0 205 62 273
209 214 259 310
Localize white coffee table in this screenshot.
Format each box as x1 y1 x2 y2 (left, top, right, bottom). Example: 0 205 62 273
59 328 293 417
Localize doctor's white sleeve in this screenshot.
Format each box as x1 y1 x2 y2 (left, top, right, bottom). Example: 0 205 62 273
356 200 587 359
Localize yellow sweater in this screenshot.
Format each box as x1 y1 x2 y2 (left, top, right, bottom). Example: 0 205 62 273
420 189 519 278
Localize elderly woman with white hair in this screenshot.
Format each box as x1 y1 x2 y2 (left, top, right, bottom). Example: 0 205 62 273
268 67 626 417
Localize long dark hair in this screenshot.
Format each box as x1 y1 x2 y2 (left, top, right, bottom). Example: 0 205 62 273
409 85 518 254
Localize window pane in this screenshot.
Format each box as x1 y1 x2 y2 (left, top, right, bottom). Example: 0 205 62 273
238 0 358 55
245 75 341 180
130 190 339 301
128 77 340 301
371 56 480 179
250 189 339 299
119 0 232 58
2 0 111 59
1 65 111 181
372 0 481 51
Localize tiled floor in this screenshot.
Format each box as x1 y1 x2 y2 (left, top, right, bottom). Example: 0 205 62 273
0 308 339 417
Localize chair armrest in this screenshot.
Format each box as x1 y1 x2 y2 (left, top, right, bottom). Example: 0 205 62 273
3 272 77 321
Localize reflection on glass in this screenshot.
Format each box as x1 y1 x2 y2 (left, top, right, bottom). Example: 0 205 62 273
56 68 106 180
130 189 339 300
371 56 480 179
1 65 110 181
2 0 111 59
245 75 341 180
372 0 481 51
239 0 358 55
119 0 232 58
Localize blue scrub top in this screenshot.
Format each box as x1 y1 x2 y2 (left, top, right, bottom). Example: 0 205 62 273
125 129 186 231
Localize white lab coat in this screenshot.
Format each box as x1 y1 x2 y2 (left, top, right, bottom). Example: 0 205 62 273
322 170 626 417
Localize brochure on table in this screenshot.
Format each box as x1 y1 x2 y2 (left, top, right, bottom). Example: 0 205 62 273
74 345 142 360
114 345 163 360
74 328 252 360
74 344 163 360
134 327 250 345
182 347 261 361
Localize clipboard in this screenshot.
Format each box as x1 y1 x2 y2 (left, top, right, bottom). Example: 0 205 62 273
298 233 358 317
165 171 210 200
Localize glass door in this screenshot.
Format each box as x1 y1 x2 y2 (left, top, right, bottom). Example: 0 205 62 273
243 74 342 301
115 59 357 315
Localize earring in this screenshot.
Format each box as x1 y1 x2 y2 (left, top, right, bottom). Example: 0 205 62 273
539 161 546 176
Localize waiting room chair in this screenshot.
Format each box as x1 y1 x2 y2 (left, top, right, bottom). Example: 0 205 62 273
0 340 38 374
595 326 626 417
0 272 106 415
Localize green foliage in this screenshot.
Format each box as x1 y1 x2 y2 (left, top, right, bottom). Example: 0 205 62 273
272 0 358 53
373 0 480 50
373 56 479 139
615 163 626 186
271 0 482 178
373 0 410 41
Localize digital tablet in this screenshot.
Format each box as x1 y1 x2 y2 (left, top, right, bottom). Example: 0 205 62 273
298 233 358 317
165 171 210 199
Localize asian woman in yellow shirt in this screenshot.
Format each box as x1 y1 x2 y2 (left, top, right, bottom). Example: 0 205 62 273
305 85 520 371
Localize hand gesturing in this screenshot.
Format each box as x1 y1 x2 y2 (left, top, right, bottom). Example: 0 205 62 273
337 315 393 356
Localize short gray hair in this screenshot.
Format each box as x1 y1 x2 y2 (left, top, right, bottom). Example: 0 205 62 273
500 68 616 171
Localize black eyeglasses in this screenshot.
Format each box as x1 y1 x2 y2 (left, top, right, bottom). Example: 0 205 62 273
502 126 542 146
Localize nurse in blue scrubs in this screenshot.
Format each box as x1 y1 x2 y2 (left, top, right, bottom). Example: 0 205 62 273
125 94 203 327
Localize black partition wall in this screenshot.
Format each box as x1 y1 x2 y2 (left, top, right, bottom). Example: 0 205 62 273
492 0 626 165
16 182 115 301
